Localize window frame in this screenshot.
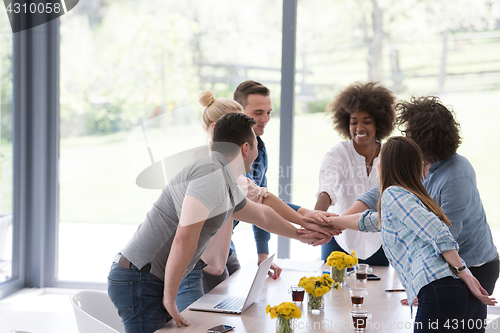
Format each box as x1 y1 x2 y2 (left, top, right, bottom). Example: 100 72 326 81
0 0 298 297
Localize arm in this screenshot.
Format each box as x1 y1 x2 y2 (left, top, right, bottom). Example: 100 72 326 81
314 149 342 213
441 250 496 305
236 199 329 277
299 213 362 239
262 193 338 235
232 200 324 245
356 183 380 211
163 195 209 327
304 209 381 233
330 213 361 230
342 200 370 216
314 192 331 211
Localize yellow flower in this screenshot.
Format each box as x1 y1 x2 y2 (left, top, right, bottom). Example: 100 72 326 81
326 251 358 269
297 274 338 298
266 302 301 320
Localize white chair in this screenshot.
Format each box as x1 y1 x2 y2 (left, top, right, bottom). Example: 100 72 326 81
71 290 125 333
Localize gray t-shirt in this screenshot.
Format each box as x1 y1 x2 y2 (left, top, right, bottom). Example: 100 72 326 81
121 151 247 280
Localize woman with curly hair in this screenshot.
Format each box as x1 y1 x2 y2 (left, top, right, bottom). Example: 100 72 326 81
315 82 396 265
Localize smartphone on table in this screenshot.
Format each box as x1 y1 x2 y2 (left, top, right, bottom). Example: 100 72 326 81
207 324 235 333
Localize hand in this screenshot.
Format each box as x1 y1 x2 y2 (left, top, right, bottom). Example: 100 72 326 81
400 298 418 306
302 210 338 226
301 220 341 237
460 272 497 306
310 215 348 232
258 253 282 278
162 295 191 327
304 214 343 229
296 229 332 246
298 228 341 239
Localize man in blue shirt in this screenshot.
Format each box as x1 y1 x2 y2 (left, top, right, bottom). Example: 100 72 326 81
233 80 302 277
342 96 499 295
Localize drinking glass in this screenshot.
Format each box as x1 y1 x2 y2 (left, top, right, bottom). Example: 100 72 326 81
288 285 305 303
354 264 373 282
351 309 372 331
349 287 368 307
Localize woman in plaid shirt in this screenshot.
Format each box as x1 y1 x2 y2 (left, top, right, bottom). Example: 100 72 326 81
377 137 495 332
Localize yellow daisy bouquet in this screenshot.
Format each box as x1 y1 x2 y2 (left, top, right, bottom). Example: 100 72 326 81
326 250 358 270
298 274 338 312
266 302 301 333
326 251 358 287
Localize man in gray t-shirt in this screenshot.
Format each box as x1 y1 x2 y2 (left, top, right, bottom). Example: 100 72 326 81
108 113 321 333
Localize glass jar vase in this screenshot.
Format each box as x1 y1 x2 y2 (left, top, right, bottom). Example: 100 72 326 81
330 266 347 288
276 316 295 333
307 293 325 314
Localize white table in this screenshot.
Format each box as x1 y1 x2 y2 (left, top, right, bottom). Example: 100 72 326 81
158 263 414 332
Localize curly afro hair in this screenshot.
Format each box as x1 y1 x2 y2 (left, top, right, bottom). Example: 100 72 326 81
326 82 396 140
396 96 462 163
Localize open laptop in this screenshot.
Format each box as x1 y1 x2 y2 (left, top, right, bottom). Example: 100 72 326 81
189 254 275 314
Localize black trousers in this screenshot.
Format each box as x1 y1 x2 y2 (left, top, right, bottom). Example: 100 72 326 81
469 257 500 295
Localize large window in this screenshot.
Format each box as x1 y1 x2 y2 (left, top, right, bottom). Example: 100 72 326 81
0 8 13 284
0 0 495 292
291 0 500 260
59 0 282 282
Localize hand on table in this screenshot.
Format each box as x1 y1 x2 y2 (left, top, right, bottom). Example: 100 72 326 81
400 298 418 306
258 253 282 278
162 296 190 327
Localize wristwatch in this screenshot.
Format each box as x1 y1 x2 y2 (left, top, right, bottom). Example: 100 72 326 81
449 264 466 277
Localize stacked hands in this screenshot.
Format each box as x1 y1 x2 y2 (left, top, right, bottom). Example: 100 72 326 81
297 210 342 246
297 211 343 246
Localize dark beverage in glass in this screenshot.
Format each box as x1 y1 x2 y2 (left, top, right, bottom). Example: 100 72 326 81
353 315 367 329
352 310 371 331
354 264 372 282
292 289 305 302
351 296 364 305
289 286 305 303
356 273 367 280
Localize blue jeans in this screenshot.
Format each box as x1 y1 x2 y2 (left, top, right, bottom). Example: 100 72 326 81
176 260 205 312
108 263 171 333
414 276 486 333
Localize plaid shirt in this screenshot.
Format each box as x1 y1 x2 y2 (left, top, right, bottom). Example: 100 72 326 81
360 186 460 316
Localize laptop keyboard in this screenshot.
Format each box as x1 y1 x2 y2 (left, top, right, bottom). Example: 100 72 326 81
214 296 245 311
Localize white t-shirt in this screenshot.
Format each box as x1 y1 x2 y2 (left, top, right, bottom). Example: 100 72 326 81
317 140 381 259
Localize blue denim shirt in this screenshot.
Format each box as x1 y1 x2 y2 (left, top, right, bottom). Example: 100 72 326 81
358 154 497 267
234 136 300 254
